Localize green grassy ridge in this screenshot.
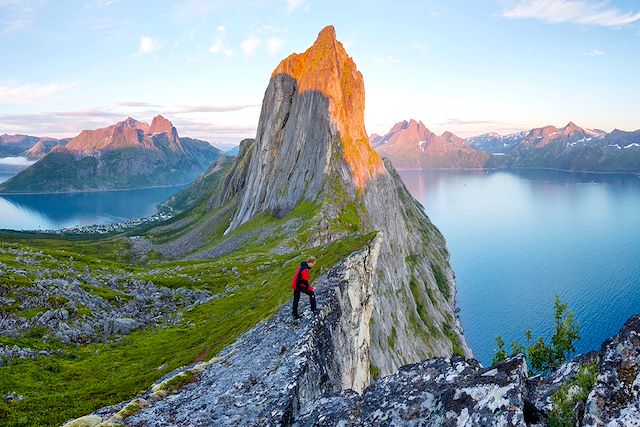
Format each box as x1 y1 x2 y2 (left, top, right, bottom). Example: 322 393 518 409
0 233 375 427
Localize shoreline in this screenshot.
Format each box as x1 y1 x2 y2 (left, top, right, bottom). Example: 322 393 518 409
0 183 189 196
394 166 640 176
0 209 173 235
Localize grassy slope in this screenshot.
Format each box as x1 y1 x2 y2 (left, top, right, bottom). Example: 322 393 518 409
0 205 375 427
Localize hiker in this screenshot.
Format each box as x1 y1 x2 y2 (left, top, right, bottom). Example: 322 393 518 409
292 256 317 319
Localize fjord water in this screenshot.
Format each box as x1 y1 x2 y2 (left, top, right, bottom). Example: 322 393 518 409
0 173 185 230
399 169 640 365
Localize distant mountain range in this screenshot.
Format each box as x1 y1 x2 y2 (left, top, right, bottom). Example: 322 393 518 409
0 116 222 193
371 120 640 173
372 119 489 169
0 134 64 160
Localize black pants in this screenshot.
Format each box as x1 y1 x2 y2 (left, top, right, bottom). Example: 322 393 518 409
292 286 316 316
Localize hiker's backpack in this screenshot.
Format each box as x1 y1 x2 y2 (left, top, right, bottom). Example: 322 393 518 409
291 267 301 290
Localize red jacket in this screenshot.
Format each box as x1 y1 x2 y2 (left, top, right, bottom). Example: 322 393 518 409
291 262 313 292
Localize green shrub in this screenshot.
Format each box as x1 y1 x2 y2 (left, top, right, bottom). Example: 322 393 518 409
492 296 581 375
369 363 381 379
549 360 598 426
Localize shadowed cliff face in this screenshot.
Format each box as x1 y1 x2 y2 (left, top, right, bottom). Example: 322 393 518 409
223 25 471 376
227 75 334 230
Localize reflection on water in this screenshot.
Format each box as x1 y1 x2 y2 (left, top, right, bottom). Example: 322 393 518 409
0 183 185 231
399 169 640 365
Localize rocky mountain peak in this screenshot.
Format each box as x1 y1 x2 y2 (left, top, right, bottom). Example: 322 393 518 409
563 121 584 135
121 117 149 131
64 116 186 153
150 115 174 135
271 25 383 187
390 120 409 132
24 140 46 159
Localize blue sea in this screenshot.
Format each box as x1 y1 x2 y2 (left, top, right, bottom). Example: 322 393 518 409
0 172 184 231
399 169 640 365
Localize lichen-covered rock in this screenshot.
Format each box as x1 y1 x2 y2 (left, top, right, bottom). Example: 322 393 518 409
0 261 212 361
296 356 528 426
62 415 102 427
64 279 640 427
583 315 640 426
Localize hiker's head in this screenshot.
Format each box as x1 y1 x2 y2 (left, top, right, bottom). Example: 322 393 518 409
307 256 316 268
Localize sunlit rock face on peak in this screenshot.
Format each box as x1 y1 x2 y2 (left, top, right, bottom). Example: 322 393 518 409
271 25 383 188
228 26 383 231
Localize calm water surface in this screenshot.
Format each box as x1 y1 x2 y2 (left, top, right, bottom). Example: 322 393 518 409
399 169 640 365
0 172 185 230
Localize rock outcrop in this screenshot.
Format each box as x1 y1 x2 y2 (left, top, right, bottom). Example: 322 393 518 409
295 355 529 426
0 245 212 361
583 315 640 425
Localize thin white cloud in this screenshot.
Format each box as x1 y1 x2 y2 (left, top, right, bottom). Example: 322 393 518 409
0 108 261 141
209 25 233 57
117 101 162 108
0 81 77 103
176 104 260 113
502 0 640 27
94 0 118 7
139 36 162 54
267 37 284 54
0 109 125 137
586 48 605 56
411 40 427 52
0 0 43 34
241 37 261 56
286 0 305 12
91 18 132 38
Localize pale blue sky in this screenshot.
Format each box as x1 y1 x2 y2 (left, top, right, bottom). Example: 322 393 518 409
1 0 639 148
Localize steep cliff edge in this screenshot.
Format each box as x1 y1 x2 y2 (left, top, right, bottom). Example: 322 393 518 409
214 25 471 375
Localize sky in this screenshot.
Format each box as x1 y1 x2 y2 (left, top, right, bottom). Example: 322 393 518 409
0 0 639 148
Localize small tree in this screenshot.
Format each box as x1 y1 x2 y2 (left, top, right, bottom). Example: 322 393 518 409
492 296 580 375
492 336 508 366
